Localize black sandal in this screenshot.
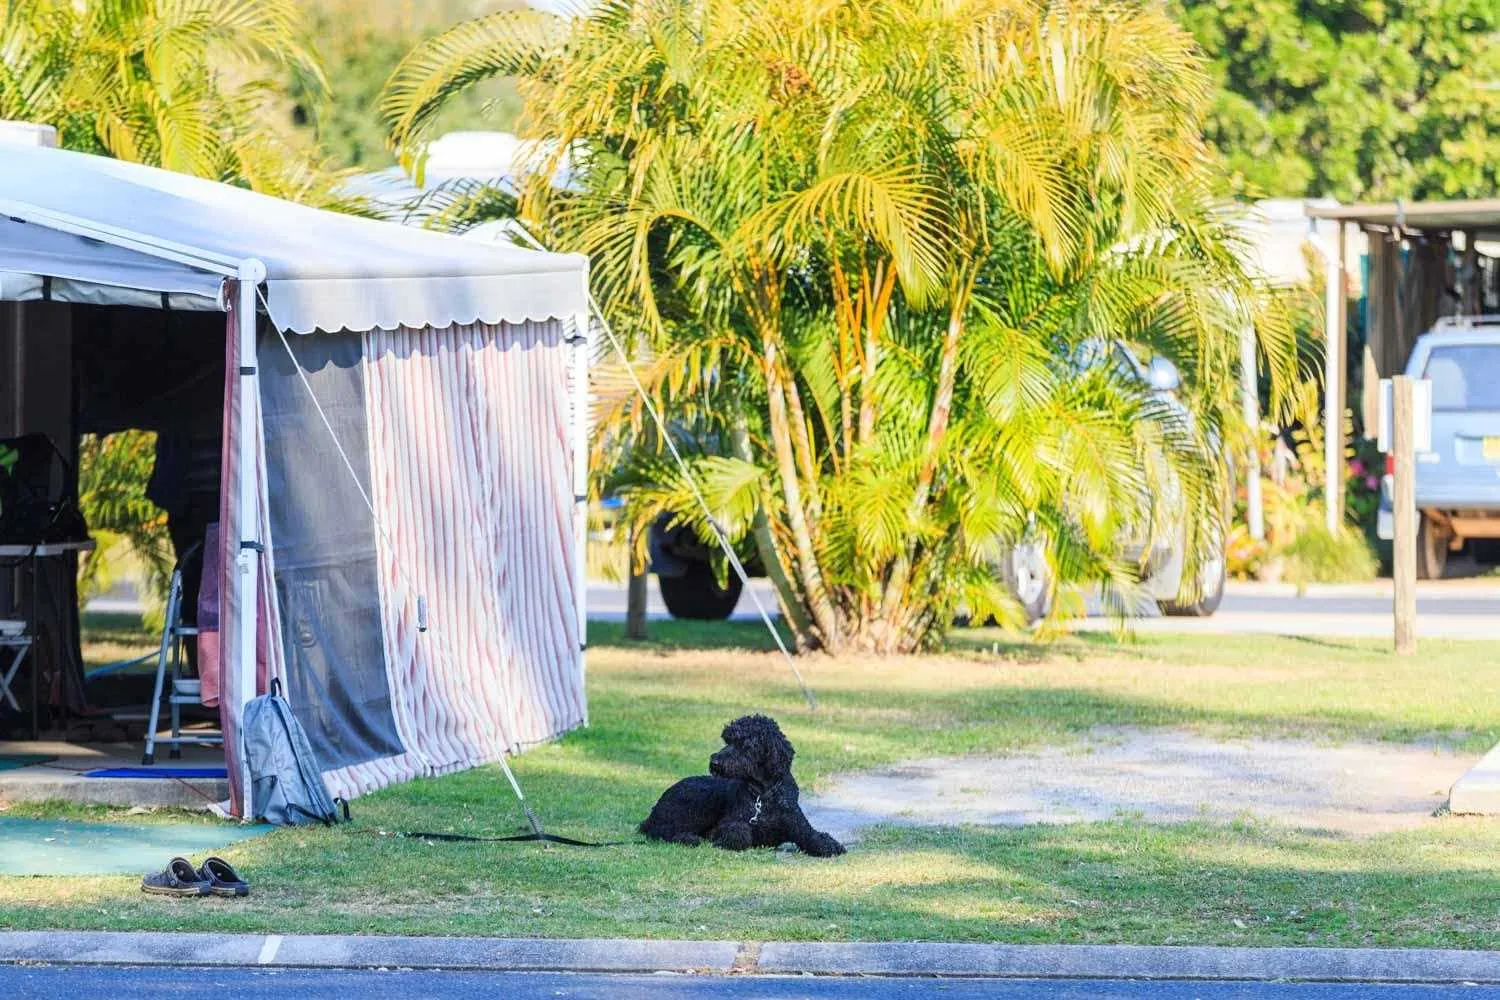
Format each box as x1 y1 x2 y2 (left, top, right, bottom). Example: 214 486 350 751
141 858 211 897
197 857 249 897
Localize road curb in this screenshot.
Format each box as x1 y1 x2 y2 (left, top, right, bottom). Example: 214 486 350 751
2 932 1499 982
757 942 1500 982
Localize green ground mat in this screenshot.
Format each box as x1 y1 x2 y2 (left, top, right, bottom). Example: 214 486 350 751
0 818 273 876
0 754 56 772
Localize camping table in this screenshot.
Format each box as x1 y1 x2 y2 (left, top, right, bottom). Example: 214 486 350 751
0 541 95 737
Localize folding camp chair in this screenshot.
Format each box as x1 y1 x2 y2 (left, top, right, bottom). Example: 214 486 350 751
142 543 221 764
0 620 30 714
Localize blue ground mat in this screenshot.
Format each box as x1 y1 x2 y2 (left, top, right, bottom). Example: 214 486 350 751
0 817 272 876
83 767 228 780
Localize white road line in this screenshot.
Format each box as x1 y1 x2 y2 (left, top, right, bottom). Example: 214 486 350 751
257 935 282 965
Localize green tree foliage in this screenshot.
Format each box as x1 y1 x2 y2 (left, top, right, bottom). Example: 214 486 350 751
0 0 343 198
1175 0 1500 200
386 0 1300 654
76 433 173 626
289 0 525 168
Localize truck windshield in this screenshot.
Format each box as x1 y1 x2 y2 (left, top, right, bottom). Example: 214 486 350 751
1424 344 1500 411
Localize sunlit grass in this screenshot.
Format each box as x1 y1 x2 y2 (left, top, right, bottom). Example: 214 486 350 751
3 619 1496 946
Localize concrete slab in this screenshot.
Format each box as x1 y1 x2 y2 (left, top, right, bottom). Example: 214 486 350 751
803 728 1473 843
1448 742 1500 815
0 739 225 809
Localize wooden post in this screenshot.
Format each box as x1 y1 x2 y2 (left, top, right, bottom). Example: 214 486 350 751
626 526 649 641
1392 375 1417 656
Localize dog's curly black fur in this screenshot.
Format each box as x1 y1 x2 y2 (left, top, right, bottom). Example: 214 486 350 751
639 714 845 857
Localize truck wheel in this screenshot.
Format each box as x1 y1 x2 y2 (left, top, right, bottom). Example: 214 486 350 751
1416 517 1448 580
657 561 743 620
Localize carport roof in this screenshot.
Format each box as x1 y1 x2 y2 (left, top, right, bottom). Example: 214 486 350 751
1305 197 1500 238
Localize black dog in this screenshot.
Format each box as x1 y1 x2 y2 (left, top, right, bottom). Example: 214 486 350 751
639 714 845 857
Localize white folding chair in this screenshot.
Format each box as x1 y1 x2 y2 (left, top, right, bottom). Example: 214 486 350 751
0 620 30 714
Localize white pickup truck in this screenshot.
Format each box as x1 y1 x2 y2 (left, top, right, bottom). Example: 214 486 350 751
1377 316 1500 578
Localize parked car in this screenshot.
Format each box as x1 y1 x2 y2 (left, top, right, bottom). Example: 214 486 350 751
647 513 757 619
1377 316 1500 579
998 342 1227 622
648 340 1226 623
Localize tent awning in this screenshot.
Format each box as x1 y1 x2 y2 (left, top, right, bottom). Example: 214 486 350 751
0 218 224 309
0 145 588 333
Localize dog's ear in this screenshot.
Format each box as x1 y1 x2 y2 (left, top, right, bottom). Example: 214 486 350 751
750 716 794 779
722 716 751 746
762 732 794 779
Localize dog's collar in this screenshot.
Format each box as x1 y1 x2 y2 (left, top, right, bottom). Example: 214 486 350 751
749 795 763 825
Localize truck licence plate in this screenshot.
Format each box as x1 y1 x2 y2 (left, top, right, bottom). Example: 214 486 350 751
1486 437 1500 462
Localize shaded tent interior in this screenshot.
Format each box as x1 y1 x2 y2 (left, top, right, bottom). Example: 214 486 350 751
1 301 225 730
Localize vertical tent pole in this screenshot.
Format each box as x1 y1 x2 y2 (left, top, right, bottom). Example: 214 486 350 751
571 303 590 725
235 259 267 818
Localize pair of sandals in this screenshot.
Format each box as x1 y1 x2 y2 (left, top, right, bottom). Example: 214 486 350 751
141 857 249 898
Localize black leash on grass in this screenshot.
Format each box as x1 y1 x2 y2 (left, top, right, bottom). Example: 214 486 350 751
388 805 635 848
383 828 636 848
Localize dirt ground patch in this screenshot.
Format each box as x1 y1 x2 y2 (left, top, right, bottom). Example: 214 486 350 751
804 727 1478 840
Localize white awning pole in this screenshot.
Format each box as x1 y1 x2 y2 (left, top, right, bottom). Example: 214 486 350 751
571 300 591 726
235 259 267 820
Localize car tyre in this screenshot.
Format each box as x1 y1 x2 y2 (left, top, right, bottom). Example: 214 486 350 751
657 560 743 620
1416 517 1448 580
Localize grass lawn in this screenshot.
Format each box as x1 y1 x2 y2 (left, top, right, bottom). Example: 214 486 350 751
2 619 1498 947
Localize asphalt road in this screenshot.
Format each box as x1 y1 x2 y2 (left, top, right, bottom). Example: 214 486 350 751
5 967 1500 1000
91 576 1500 640
585 577 1500 639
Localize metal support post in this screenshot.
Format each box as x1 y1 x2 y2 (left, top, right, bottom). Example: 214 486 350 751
234 260 266 817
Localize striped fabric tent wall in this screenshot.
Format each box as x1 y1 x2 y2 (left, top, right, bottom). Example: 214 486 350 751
219 312 587 809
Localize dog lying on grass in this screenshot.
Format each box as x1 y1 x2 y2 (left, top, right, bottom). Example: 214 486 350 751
639 714 846 857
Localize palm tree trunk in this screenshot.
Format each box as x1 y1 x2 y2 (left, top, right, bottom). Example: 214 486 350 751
730 418 815 642
857 267 895 446
763 338 844 649
782 373 822 517
878 273 974 621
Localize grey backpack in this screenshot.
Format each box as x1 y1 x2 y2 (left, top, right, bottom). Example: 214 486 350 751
242 679 349 826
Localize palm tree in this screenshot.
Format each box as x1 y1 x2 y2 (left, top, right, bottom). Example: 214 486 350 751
1 0 334 198
385 0 1300 653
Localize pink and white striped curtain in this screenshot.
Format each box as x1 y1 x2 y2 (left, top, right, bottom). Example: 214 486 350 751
321 319 585 800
